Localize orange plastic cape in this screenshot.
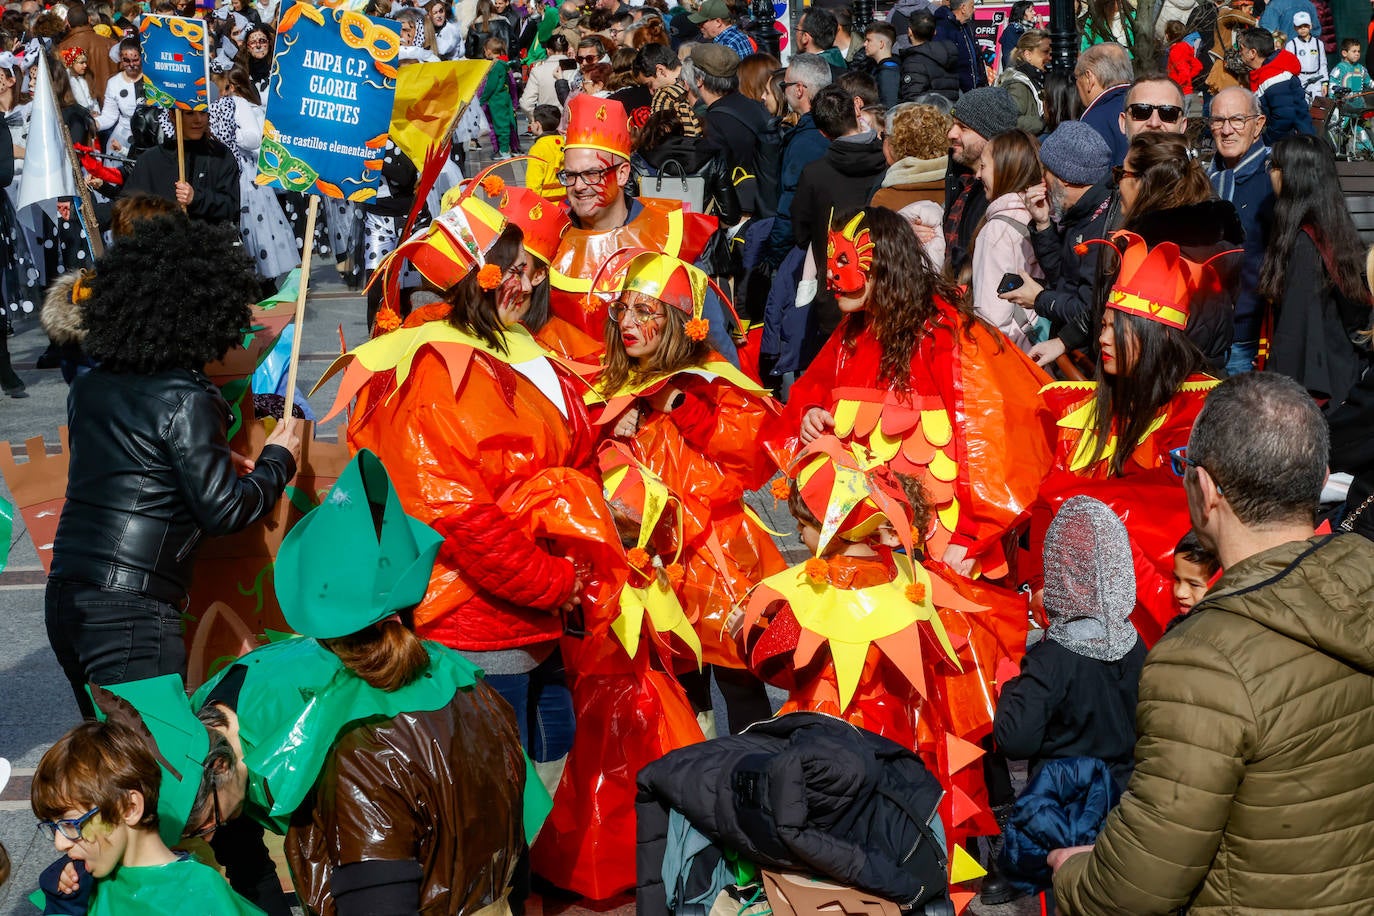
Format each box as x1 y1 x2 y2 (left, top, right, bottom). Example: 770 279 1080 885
589 361 787 667
317 320 628 645
740 550 1029 896
547 199 718 337
1031 376 1219 645
764 302 1057 578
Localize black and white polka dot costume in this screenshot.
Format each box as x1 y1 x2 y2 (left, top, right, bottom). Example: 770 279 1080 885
210 94 300 281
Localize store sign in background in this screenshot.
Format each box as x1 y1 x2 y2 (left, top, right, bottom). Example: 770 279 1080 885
973 3 1051 71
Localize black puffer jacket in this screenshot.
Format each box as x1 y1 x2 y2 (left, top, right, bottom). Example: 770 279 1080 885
52 368 295 603
636 713 947 914
898 40 961 102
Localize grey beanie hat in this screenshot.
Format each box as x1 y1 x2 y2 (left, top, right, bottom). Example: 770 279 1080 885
950 87 1019 140
1038 121 1113 186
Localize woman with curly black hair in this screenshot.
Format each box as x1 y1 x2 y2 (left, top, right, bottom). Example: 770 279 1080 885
45 214 302 719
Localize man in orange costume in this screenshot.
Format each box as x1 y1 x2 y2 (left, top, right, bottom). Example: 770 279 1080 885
548 95 736 358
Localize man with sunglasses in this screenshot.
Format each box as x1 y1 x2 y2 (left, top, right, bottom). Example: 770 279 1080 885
1050 371 1374 915
1118 76 1188 141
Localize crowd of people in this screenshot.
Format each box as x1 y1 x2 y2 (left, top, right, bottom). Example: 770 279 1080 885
5 0 1374 913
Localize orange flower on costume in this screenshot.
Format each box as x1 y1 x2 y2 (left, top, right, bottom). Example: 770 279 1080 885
374 307 401 332
684 317 710 341
665 563 685 586
627 547 652 569
905 582 927 604
480 175 505 196
769 476 792 503
804 557 829 583
477 264 503 290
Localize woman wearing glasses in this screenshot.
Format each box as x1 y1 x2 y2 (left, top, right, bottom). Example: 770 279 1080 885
1036 230 1227 643
590 249 782 732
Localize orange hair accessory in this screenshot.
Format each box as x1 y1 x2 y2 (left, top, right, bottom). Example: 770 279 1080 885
804 557 829 583
665 563 685 586
480 175 505 196
627 547 652 570
684 317 710 341
769 476 792 503
477 263 503 290
905 582 926 603
374 307 402 332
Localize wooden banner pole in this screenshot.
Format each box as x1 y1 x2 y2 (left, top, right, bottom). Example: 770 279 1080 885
280 194 319 428
174 108 186 190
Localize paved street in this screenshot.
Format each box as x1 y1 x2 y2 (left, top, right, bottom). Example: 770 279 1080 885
0 245 1036 915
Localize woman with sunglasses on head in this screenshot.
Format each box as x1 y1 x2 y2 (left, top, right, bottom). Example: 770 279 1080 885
589 249 784 735
1035 229 1231 644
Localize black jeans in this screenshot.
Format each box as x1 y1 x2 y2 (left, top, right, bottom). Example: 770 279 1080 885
45 577 188 719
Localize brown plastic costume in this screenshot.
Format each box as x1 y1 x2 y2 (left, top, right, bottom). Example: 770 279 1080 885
284 684 525 916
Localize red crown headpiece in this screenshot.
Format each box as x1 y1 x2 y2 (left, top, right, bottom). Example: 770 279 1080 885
790 436 920 558
565 94 632 161
1077 231 1236 331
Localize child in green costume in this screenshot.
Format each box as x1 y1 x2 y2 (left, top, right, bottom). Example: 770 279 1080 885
481 36 520 156
31 697 263 916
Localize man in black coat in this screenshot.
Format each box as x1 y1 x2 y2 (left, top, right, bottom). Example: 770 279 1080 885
792 83 886 363
933 0 987 92
124 109 240 225
693 43 768 167
898 9 960 102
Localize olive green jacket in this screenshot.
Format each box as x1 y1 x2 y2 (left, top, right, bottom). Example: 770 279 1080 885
1054 533 1374 914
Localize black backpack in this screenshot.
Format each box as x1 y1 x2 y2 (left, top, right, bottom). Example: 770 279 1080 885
712 107 785 218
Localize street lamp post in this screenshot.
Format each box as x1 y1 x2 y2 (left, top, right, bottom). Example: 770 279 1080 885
1049 0 1077 74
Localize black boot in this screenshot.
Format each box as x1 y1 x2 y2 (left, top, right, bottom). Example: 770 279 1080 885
978 804 1025 906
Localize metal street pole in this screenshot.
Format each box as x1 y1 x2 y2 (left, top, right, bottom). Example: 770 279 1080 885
1049 0 1077 74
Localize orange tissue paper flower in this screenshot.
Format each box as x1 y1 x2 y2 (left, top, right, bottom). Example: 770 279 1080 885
804 557 829 583
769 476 792 502
684 317 710 341
480 175 505 196
477 263 503 290
665 563 685 586
905 582 927 604
374 307 401 332
627 547 651 569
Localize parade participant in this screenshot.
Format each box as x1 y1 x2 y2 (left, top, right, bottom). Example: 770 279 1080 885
32 681 263 915
1035 230 1232 644
589 249 783 733
124 108 240 225
767 206 1056 581
182 451 531 916
735 436 1030 900
546 94 729 357
320 196 624 783
45 215 299 721
96 38 143 153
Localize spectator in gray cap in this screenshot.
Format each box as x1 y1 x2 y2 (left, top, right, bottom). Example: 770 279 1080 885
998 120 1116 367
942 85 1019 275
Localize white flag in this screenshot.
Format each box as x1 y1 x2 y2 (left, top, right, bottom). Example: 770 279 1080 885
17 51 77 215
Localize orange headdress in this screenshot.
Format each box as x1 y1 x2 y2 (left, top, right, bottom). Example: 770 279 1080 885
564 94 632 161
586 248 737 343
790 436 921 558
1080 230 1236 331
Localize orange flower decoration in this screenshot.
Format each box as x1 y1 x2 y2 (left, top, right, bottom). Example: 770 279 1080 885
70 274 92 304
627 547 651 569
1073 243 1089 256
480 175 505 196
665 563 685 586
804 557 829 583
769 476 792 503
477 263 504 290
684 317 710 341
905 582 927 604
374 307 401 333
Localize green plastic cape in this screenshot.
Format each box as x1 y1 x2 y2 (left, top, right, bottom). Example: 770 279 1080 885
30 856 264 915
190 635 551 840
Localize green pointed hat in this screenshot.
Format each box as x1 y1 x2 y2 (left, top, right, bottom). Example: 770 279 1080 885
89 676 209 848
275 449 443 640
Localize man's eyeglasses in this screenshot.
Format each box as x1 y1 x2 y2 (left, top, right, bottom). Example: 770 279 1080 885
608 300 664 324
575 54 598 63
1111 165 1140 183
780 79 801 92
556 165 613 187
38 807 100 842
1126 103 1183 123
184 786 223 840
1169 446 1223 493
1207 114 1259 132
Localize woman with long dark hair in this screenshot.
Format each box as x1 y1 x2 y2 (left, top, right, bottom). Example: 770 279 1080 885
1258 134 1373 409
969 128 1044 350
1037 230 1225 643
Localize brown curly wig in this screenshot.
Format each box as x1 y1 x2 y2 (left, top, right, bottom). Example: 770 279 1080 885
82 215 260 374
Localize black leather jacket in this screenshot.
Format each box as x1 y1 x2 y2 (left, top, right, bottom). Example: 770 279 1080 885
51 368 296 603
